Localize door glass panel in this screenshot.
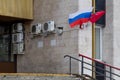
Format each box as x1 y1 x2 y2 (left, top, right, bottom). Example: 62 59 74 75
0 35 9 61
95 28 101 59
0 26 14 62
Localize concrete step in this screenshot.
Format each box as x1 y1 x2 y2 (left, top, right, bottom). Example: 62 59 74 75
0 73 80 80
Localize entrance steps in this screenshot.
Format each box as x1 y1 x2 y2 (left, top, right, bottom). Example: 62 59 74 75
0 73 84 80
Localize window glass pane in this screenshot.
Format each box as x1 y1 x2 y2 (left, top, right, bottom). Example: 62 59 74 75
95 28 101 59
96 0 105 11
0 54 9 61
95 0 106 26
10 53 15 62
0 26 15 62
0 35 9 61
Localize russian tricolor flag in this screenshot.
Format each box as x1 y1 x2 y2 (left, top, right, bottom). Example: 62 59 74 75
69 7 93 28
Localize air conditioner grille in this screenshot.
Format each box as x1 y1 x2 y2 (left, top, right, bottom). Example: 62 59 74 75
32 25 36 33
44 23 49 31
14 24 17 30
14 35 17 42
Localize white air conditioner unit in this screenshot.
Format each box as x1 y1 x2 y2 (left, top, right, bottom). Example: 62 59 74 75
31 23 42 34
13 43 24 54
12 23 23 33
12 33 24 43
42 21 55 32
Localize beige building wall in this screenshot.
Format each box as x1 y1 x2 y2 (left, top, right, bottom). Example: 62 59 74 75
113 0 120 67
16 0 120 77
102 0 113 65
78 0 92 76
17 0 79 74
113 0 120 79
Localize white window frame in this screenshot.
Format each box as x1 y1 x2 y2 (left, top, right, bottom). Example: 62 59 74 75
95 26 103 60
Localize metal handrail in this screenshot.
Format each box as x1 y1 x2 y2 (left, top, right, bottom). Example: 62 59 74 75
79 54 120 71
64 54 120 80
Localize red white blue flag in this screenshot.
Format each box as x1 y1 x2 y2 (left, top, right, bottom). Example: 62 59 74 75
68 0 105 29
68 0 92 28
68 7 93 28
90 11 105 23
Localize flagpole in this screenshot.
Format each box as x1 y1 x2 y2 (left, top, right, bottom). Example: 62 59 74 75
92 0 96 78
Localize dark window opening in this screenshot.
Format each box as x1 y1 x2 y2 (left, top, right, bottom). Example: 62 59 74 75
95 0 106 27
95 62 106 80
0 25 15 62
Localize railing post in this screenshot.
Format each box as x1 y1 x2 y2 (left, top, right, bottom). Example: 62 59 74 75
69 57 72 74
110 66 112 80
65 55 120 80
81 56 84 75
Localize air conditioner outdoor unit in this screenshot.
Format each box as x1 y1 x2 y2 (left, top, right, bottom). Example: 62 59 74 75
13 43 24 54
12 23 23 33
31 23 42 34
42 21 55 33
12 33 24 43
